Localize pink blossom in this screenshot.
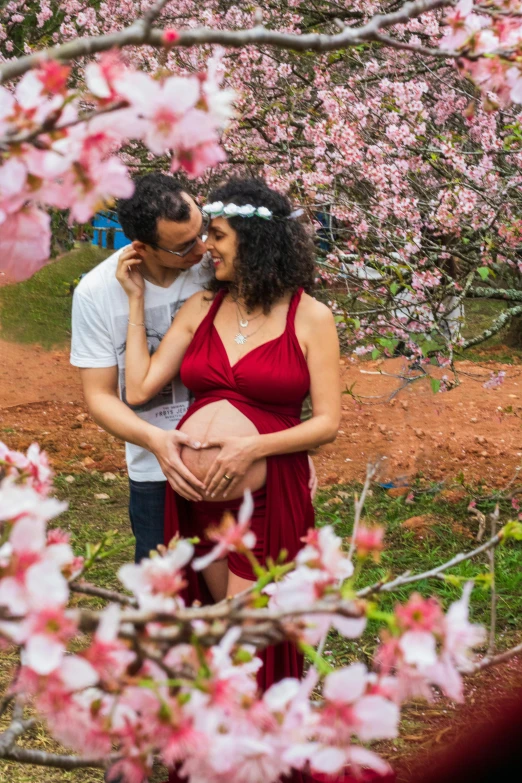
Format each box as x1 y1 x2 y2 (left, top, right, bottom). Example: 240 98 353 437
399 630 438 667
84 605 136 681
395 593 444 633
483 370 506 390
25 443 52 494
0 206 51 282
297 526 354 581
193 490 256 571
442 581 486 672
0 480 67 526
37 61 71 95
85 52 126 101
353 525 385 560
119 538 194 611
169 108 227 177
163 28 180 45
115 73 201 155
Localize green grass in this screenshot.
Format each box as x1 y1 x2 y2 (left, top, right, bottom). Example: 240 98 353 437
54 472 134 599
0 244 111 348
315 482 522 667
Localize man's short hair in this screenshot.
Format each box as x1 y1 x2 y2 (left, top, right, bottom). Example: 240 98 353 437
117 173 192 246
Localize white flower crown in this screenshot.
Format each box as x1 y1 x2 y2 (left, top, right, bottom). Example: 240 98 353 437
202 201 304 221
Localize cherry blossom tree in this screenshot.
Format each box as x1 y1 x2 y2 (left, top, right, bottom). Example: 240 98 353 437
3 1 522 370
1 440 521 780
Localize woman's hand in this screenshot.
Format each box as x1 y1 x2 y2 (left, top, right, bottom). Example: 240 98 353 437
202 435 260 498
116 244 145 299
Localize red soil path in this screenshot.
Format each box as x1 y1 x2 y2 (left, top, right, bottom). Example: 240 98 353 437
1 341 522 488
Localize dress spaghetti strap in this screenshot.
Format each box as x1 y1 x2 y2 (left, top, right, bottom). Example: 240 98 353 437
286 287 304 332
204 288 226 323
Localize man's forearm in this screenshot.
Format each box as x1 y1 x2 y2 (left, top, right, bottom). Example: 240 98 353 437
85 391 159 452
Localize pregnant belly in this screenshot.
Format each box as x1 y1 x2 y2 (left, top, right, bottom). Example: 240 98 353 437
178 400 267 501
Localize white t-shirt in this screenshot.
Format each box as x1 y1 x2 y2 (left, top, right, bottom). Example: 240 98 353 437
70 249 211 482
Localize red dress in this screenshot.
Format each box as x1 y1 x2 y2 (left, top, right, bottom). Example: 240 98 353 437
165 286 314 688
164 289 389 783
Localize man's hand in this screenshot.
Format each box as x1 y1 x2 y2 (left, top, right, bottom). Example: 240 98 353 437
116 244 146 300
148 429 205 502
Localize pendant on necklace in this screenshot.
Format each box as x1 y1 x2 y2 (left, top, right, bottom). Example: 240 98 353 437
239 318 248 328
234 332 248 345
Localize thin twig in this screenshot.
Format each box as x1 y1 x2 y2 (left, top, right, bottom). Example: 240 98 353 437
471 641 522 672
487 505 499 657
69 580 138 607
357 530 503 597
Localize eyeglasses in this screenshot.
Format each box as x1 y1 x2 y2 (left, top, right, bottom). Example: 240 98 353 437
153 213 209 258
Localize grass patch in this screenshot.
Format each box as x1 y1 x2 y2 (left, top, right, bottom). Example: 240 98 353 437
315 482 522 666
0 244 111 348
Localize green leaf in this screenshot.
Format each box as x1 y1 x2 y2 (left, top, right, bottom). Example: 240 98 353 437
371 348 381 360
430 378 441 394
477 267 490 281
501 520 522 541
441 574 464 587
390 282 399 295
299 642 334 675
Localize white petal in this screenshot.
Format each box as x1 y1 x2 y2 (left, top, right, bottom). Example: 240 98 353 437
60 655 99 690
238 488 254 525
25 634 64 675
399 630 437 667
323 662 368 704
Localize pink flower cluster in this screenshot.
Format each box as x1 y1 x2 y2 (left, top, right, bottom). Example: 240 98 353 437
376 588 486 703
442 0 522 105
0 441 488 781
0 50 233 281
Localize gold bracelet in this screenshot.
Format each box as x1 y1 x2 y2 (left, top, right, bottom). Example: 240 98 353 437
128 321 145 327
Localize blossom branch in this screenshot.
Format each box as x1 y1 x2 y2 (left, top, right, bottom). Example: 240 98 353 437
0 701 35 755
69 579 138 607
0 745 109 769
459 304 522 350
0 0 459 84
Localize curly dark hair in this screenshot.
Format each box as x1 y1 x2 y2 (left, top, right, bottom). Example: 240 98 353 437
206 177 315 311
116 173 191 246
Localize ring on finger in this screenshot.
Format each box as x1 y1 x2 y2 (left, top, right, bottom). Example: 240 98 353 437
223 474 233 482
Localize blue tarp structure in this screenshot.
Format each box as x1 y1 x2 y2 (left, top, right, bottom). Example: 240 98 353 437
92 210 130 250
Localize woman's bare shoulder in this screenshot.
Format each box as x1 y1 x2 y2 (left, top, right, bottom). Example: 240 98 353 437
296 292 335 326
177 290 213 318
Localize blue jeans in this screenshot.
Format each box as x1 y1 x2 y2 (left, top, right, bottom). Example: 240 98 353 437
128 478 167 563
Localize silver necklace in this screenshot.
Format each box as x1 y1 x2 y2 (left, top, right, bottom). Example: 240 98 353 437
234 309 267 345
231 296 264 329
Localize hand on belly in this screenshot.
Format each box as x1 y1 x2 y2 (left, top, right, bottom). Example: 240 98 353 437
178 400 267 501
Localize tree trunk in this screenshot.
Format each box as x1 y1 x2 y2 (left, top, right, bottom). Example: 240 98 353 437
503 315 522 348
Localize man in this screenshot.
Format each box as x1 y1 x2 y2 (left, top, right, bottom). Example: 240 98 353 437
70 173 210 562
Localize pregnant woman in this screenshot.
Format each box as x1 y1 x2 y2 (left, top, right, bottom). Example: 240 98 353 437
117 177 341 693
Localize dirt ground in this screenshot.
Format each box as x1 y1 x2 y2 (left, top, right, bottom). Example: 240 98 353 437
1 338 522 774
2 340 522 488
